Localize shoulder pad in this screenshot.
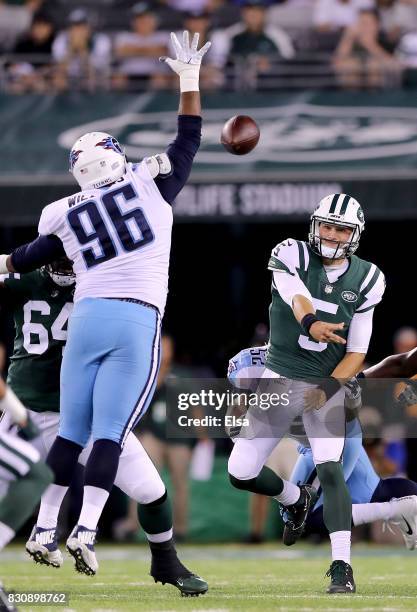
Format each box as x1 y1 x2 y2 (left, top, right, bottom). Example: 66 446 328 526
145 153 172 179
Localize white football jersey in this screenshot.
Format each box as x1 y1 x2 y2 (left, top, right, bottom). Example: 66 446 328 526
38 161 173 313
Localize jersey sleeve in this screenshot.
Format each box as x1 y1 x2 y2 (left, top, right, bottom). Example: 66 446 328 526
267 239 300 276
38 202 60 236
356 266 385 313
346 308 374 353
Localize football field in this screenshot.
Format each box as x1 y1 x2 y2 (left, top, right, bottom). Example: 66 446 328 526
1 544 417 611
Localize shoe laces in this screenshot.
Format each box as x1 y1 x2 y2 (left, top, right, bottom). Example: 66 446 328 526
325 561 349 584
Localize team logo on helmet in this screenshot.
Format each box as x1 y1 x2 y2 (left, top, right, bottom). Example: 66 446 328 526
69 149 83 170
95 136 123 154
357 206 364 223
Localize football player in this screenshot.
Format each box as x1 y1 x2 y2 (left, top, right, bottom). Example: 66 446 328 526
228 346 417 547
0 377 53 610
0 31 210 578
227 194 385 593
0 261 207 596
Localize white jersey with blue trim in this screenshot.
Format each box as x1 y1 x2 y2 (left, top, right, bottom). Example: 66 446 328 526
38 161 173 313
227 346 268 389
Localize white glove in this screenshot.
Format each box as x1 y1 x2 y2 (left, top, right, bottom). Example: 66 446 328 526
160 31 211 93
0 255 9 274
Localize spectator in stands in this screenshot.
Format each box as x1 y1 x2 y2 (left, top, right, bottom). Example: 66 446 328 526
52 8 111 91
164 0 211 11
0 0 43 51
393 326 417 353
333 9 401 87
113 2 170 90
210 0 294 89
313 0 375 50
7 12 55 93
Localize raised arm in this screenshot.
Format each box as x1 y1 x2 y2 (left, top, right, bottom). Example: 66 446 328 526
152 31 210 204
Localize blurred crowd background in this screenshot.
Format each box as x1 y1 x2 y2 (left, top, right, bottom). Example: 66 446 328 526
2 0 417 92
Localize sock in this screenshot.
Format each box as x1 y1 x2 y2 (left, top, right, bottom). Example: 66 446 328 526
0 462 53 532
274 480 301 506
47 436 83 485
146 528 174 543
0 522 15 550
77 486 109 530
330 530 351 564
138 490 173 541
316 461 352 532
229 466 286 496
84 439 121 491
352 501 397 526
77 440 121 530
37 484 68 528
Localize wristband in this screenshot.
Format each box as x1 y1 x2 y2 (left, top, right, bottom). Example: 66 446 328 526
0 254 9 274
179 70 199 92
301 313 319 336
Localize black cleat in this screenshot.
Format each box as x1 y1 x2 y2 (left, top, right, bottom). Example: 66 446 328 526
150 540 208 597
326 560 356 594
282 484 317 546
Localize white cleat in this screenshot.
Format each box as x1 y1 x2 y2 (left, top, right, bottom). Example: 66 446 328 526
25 525 63 568
385 496 417 550
66 525 98 576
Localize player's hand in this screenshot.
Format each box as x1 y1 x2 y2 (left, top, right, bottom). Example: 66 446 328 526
160 31 211 92
304 388 327 410
309 321 346 344
344 376 362 401
18 415 39 441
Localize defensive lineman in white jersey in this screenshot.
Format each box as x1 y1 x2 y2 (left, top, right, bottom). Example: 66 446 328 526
0 31 211 579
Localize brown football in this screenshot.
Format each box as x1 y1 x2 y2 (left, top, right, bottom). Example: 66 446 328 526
220 115 260 155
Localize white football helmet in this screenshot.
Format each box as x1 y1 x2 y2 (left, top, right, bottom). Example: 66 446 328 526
69 132 126 190
309 193 365 259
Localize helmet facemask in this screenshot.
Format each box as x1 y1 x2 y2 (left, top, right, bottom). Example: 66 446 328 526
308 217 361 260
43 257 75 287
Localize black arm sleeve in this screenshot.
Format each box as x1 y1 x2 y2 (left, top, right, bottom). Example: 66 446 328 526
11 234 66 273
154 115 202 205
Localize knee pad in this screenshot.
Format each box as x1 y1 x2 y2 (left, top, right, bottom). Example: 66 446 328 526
228 443 263 481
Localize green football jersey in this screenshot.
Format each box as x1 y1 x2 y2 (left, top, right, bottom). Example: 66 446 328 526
1 271 74 412
265 238 385 378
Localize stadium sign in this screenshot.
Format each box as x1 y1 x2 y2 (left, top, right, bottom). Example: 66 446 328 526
58 102 417 168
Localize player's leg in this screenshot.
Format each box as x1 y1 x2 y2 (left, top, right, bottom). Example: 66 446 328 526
30 312 99 568
353 477 417 549
0 433 53 555
66 301 161 575
166 443 192 539
304 393 355 594
24 411 70 567
114 432 207 596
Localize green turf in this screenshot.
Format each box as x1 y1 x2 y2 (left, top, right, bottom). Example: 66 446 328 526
1 544 417 611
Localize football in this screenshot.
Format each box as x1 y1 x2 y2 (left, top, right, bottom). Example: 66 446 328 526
220 115 260 155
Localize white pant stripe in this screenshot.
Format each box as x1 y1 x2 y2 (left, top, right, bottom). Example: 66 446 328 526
122 312 162 446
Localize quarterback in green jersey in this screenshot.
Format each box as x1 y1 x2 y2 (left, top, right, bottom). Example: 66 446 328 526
228 194 385 594
0 260 208 597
